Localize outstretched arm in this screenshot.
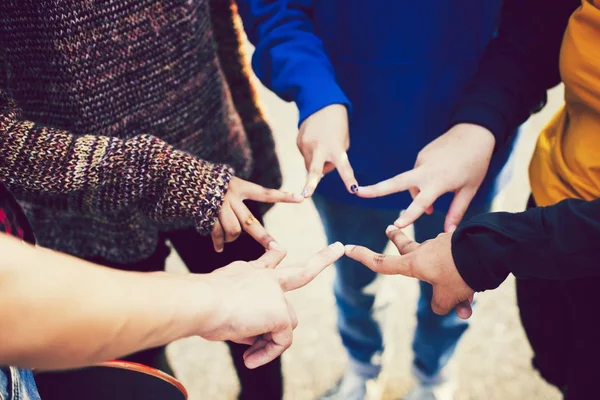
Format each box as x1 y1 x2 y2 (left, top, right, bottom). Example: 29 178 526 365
357 0 580 231
0 233 344 370
345 198 600 319
237 0 358 196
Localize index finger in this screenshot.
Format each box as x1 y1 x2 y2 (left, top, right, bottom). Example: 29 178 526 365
302 151 327 198
277 242 344 292
334 152 359 194
394 189 440 228
253 247 287 269
241 181 304 204
231 201 278 250
356 170 418 199
344 245 414 276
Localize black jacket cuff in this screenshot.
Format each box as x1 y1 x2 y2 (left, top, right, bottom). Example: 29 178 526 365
451 224 509 292
449 103 508 152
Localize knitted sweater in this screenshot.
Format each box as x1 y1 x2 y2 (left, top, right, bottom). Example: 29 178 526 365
0 0 281 263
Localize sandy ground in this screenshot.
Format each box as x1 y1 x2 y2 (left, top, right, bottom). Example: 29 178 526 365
165 43 567 399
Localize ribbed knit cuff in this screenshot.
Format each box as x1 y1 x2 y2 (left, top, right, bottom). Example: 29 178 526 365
192 162 234 235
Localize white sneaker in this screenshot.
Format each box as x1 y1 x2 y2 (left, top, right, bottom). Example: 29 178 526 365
319 369 370 400
403 380 457 400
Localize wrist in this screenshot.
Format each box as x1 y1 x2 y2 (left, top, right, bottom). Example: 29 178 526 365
453 123 495 146
175 273 223 339
144 272 220 341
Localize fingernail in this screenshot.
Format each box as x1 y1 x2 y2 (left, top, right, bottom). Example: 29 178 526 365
301 187 310 198
350 184 359 194
344 244 356 252
329 242 344 252
291 193 304 202
386 225 398 233
269 241 285 251
449 225 457 233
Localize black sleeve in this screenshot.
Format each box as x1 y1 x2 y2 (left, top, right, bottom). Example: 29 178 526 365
449 0 580 150
451 198 600 292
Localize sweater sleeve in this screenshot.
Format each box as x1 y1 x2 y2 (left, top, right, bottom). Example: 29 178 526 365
236 0 350 124
0 90 232 234
451 198 600 292
449 0 580 150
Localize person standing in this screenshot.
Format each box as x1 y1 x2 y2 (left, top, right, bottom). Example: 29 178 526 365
0 1 295 398
237 1 519 398
348 0 596 396
0 180 344 400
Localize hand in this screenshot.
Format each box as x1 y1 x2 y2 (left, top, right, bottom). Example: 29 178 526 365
297 104 358 197
357 124 495 232
198 242 345 369
211 177 303 252
344 227 475 319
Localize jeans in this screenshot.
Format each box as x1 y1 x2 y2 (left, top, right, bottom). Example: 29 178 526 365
87 203 283 400
0 368 40 400
313 195 488 381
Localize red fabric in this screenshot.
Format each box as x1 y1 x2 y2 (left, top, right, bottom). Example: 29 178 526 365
0 182 35 244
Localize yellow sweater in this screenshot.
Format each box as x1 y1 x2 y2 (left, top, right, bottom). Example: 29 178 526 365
530 0 600 207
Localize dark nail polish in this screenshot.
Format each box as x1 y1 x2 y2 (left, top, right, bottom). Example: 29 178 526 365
350 184 359 194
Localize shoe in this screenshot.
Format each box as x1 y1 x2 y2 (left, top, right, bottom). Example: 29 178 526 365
402 380 456 400
319 369 369 400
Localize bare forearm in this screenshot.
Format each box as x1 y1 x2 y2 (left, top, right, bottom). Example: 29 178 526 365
0 234 214 370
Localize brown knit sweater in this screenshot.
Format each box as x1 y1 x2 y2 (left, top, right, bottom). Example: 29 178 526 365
0 0 281 262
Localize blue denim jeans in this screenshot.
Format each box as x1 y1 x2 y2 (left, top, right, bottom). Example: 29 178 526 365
0 368 40 400
313 195 489 382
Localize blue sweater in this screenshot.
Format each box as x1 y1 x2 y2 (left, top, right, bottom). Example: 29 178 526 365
238 0 516 210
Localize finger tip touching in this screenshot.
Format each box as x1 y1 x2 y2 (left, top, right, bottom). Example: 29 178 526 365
343 244 359 258
385 225 398 235
328 241 345 257
290 193 305 203
301 186 314 198
329 241 344 250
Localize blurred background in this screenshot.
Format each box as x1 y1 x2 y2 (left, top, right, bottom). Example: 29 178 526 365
166 41 565 400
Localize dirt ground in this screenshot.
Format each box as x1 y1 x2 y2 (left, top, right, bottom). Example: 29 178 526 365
165 43 566 399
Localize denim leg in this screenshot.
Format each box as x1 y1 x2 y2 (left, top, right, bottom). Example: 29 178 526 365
0 368 41 400
411 206 488 382
313 196 399 378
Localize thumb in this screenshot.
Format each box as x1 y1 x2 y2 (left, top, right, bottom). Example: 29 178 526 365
445 187 477 233
455 300 473 320
385 226 420 255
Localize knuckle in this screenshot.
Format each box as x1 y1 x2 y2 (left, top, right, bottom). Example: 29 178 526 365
431 299 444 314
308 166 322 175
372 253 386 269
226 227 242 238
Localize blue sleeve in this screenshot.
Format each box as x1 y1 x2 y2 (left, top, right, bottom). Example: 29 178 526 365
236 0 351 124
